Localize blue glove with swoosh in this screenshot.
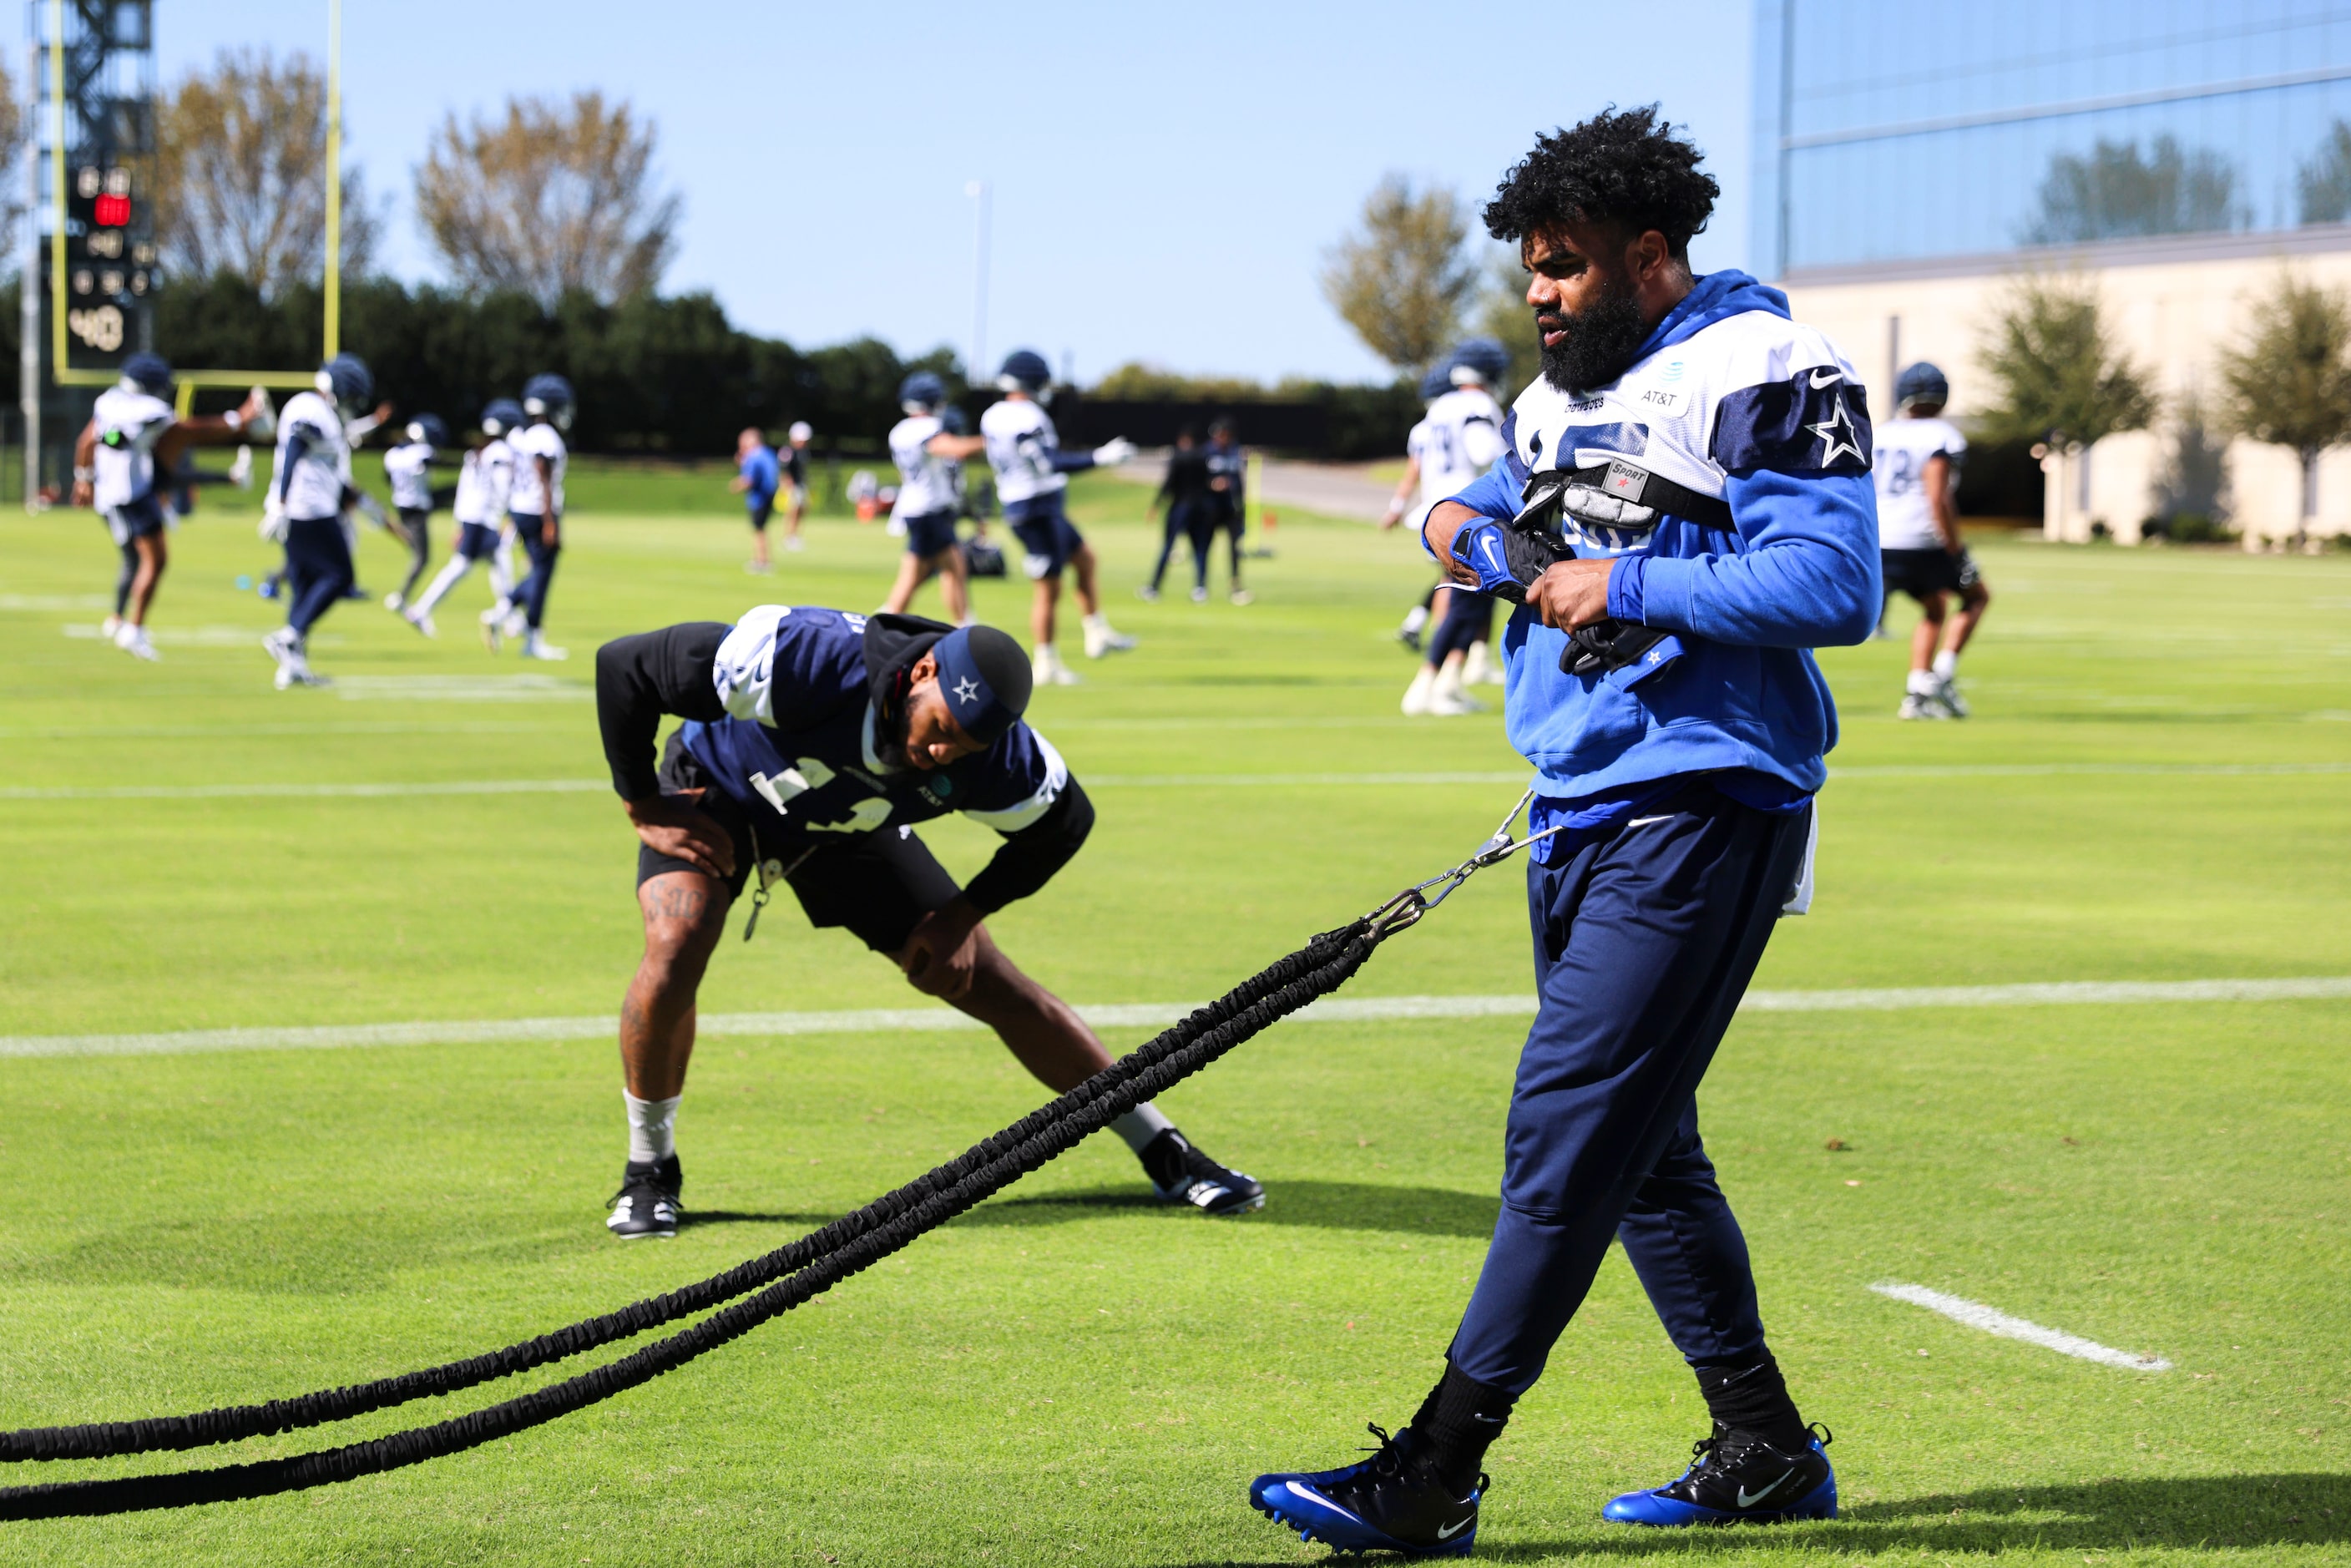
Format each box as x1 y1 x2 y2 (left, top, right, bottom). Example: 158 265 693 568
1450 522 1539 598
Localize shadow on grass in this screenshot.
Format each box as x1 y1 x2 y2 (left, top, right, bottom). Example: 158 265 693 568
1170 1473 2351 1565
687 1209 838 1228
954 1179 1500 1238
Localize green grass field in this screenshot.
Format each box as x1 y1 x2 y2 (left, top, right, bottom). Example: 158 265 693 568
1 473 2347 1565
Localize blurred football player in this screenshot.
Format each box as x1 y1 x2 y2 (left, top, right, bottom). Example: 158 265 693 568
260 353 374 689
882 372 988 623
381 413 454 614
493 373 574 661
404 399 524 637
71 353 269 662
978 349 1137 685
1396 338 1510 715
781 420 813 550
1205 417 1251 604
1874 362 1989 718
732 427 781 574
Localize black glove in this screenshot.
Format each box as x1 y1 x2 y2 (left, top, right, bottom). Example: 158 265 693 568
1560 618 1675 676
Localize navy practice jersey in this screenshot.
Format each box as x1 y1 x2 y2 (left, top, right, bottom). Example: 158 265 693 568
679 605 1069 855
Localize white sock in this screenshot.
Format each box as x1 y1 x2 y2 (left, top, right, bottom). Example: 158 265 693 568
1932 650 1959 680
1907 669 1940 695
1109 1103 1174 1153
1401 604 1430 636
625 1091 680 1165
1083 612 1108 631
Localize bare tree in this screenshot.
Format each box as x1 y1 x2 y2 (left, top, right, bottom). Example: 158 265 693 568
416 93 679 306
1975 273 2156 448
1320 175 1475 376
152 48 378 295
2217 271 2351 534
2298 120 2351 225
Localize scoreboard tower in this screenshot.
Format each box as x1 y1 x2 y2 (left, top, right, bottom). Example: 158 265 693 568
19 0 159 506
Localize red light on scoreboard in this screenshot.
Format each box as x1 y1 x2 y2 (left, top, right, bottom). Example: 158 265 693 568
94 194 130 226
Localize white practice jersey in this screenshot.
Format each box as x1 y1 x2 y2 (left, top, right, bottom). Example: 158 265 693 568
979 397 1065 505
272 389 352 522
508 422 568 516
888 414 961 518
90 386 177 510
1416 386 1505 512
383 442 435 511
1873 416 1966 550
1502 311 1867 559
453 439 515 527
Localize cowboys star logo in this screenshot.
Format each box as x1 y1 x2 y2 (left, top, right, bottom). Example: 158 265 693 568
952 676 981 706
1807 393 1867 469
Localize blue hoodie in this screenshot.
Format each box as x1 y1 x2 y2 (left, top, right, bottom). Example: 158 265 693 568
1441 271 1881 832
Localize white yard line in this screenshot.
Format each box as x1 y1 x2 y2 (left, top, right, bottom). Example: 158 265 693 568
12 759 2351 802
3 977 2343 1060
9 759 2348 803
1871 1282 2173 1372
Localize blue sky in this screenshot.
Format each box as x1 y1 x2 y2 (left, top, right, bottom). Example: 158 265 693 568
160 1 1754 383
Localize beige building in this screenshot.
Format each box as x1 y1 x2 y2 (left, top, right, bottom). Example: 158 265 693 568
1784 227 2351 549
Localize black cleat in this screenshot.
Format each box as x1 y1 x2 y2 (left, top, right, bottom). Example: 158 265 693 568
1602 1422 1836 1526
1140 1129 1265 1216
1251 1424 1482 1556
606 1154 684 1239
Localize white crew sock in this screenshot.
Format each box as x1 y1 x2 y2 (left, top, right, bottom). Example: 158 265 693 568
1400 604 1431 636
1109 1103 1175 1153
1083 612 1109 631
1907 668 1941 696
1932 650 1959 680
625 1091 681 1165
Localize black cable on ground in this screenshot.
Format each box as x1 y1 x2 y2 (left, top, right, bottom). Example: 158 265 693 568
0 922 1362 1469
0 920 1384 1520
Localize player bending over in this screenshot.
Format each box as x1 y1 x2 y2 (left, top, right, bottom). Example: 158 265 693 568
1250 107 1880 1555
594 605 1262 1237
732 427 781 574
882 372 988 623
1395 339 1511 715
404 399 524 636
261 353 376 690
1874 362 1989 719
978 350 1138 685
73 352 269 662
382 414 456 615
487 373 573 660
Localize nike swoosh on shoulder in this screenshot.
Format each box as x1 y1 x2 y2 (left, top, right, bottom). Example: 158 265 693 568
1737 1468 1797 1508
1808 368 1843 388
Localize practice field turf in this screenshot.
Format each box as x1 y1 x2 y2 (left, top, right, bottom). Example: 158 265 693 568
0 477 2346 1565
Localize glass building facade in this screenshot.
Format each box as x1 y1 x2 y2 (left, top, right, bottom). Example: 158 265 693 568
1752 1 2351 276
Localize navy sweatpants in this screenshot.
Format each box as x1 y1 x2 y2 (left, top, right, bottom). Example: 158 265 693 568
1447 784 1813 1394
509 513 560 630
283 516 355 635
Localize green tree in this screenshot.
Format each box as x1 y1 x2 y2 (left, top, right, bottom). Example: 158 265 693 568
1974 273 2156 448
2025 135 2237 244
2298 121 2351 225
1319 175 1475 375
2217 271 2351 529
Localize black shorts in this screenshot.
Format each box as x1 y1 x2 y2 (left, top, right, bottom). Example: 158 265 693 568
103 495 167 545
633 735 960 953
747 496 775 532
1881 546 1964 599
902 508 958 557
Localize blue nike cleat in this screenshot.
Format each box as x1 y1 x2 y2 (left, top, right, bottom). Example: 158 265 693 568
1602 1423 1836 1526
1250 1424 1482 1557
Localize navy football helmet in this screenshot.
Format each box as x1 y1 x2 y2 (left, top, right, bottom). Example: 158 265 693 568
405 413 450 448
1448 336 1511 387
318 352 373 413
899 371 947 412
120 352 174 397
523 372 576 429
997 349 1052 393
481 398 526 437
1895 362 1949 408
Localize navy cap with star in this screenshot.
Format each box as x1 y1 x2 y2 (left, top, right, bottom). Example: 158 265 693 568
929 625 1031 746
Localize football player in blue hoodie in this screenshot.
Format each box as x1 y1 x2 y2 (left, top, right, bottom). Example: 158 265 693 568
1249 106 1880 1557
